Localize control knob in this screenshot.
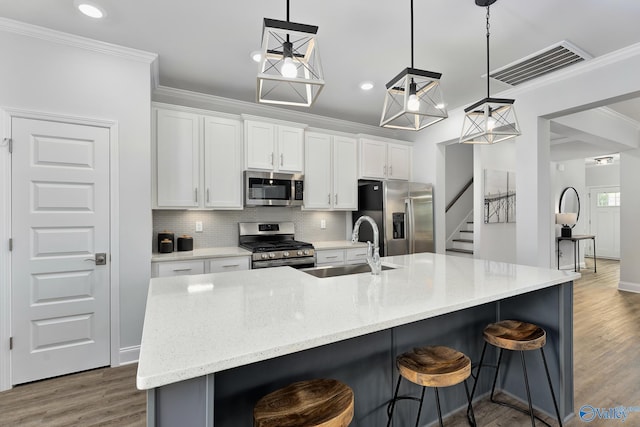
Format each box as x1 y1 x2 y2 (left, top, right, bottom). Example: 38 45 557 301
261 253 268 260
269 252 276 258
283 251 290 257
297 250 303 256
303 249 310 255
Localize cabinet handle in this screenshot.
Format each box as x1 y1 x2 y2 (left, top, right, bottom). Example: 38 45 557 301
222 264 240 268
328 194 331 204
280 153 283 166
325 256 339 259
271 152 274 165
173 268 192 272
194 188 198 203
389 165 393 176
206 188 210 203
335 194 338 205
383 165 387 176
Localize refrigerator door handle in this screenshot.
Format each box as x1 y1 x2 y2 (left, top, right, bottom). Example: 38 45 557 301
406 198 414 253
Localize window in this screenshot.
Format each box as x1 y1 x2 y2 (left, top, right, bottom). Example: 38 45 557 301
597 192 620 207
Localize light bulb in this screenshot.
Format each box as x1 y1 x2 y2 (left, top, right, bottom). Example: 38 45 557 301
487 116 497 131
407 94 420 112
281 57 298 78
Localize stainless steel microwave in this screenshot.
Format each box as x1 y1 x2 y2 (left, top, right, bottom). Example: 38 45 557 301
244 171 304 207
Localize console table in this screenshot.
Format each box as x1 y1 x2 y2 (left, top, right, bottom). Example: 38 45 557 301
557 234 596 273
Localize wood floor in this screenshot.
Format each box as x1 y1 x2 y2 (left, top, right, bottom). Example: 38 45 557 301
1 258 638 426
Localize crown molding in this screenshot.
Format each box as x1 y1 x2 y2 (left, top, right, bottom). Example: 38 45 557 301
152 85 418 142
0 17 157 64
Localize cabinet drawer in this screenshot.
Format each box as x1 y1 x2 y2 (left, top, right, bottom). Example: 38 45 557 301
208 256 250 273
316 249 345 265
346 247 369 265
156 260 205 277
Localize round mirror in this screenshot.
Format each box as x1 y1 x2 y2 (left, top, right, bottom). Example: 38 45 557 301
559 187 580 227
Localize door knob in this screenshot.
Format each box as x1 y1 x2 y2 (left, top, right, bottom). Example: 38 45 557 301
84 253 107 265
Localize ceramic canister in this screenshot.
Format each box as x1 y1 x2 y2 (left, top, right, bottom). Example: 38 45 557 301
157 231 174 252
177 235 194 251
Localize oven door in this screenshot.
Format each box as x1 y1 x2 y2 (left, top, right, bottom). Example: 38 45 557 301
244 171 303 207
253 257 315 269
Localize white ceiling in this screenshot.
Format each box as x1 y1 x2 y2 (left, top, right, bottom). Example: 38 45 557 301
2 0 640 155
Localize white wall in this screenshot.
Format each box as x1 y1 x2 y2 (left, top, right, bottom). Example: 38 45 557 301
586 163 620 187
619 149 640 292
0 24 154 362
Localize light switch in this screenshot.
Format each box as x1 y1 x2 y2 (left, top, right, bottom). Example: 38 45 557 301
195 221 203 232
320 219 326 229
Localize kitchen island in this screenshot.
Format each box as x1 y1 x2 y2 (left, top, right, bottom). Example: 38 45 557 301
137 252 579 426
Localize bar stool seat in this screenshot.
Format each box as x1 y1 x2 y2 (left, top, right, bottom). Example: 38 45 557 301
472 320 562 427
253 378 354 427
387 346 476 427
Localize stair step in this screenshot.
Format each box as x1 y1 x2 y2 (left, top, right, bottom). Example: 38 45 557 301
447 248 474 254
460 230 473 234
453 239 473 243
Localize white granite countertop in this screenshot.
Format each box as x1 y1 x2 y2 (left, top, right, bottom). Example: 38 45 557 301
312 240 368 250
137 253 580 390
151 247 251 262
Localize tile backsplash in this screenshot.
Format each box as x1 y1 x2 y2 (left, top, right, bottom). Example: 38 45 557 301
153 208 351 251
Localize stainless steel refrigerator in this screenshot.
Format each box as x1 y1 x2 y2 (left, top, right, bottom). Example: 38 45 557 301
353 180 434 256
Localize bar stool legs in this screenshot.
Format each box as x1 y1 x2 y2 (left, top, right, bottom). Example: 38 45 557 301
472 320 564 427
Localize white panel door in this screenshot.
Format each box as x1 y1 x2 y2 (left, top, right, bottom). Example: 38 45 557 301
359 139 387 179
11 117 110 385
387 143 410 180
245 120 275 170
588 187 620 259
203 116 243 209
277 126 304 173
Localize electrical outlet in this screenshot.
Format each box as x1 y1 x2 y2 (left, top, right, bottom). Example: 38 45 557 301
195 221 203 232
320 219 326 229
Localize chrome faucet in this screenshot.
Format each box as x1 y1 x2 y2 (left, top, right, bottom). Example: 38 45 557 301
351 215 382 275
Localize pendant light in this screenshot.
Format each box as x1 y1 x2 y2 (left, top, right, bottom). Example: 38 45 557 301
460 0 521 144
257 0 324 107
380 0 447 131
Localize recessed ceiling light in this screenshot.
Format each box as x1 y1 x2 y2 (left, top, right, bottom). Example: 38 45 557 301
250 51 262 63
360 81 374 91
75 1 106 19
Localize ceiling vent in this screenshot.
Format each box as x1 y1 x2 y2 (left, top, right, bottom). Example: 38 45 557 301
489 41 592 86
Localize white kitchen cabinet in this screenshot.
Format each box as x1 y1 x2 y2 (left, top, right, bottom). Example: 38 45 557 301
304 132 357 210
359 138 411 181
153 106 243 209
203 116 243 209
154 109 200 208
244 120 304 173
315 248 368 266
155 260 205 277
207 256 250 273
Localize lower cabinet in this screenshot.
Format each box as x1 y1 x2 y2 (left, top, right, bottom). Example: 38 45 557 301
152 256 250 278
315 248 368 267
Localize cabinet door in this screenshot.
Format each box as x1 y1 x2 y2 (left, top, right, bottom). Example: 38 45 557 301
304 132 332 209
278 126 304 172
346 247 369 265
359 139 387 179
316 249 346 266
387 143 410 180
155 109 200 207
245 120 275 170
203 116 243 209
332 136 358 210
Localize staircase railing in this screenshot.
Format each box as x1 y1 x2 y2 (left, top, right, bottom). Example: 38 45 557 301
445 178 473 213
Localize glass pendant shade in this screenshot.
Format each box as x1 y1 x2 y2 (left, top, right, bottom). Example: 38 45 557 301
257 18 325 107
380 68 448 130
460 97 521 144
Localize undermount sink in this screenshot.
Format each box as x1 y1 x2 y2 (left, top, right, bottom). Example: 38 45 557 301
301 263 396 278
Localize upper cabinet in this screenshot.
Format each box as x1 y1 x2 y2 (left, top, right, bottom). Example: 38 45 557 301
359 138 411 181
154 109 200 208
304 132 357 210
152 106 243 210
244 120 304 173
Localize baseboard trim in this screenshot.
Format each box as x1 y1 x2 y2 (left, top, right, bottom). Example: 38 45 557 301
618 281 640 294
118 345 140 366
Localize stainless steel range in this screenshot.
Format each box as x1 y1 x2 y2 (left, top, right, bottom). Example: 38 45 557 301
239 222 315 269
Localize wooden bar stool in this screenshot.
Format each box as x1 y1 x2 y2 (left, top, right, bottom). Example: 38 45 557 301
471 320 563 427
386 346 476 427
253 378 354 427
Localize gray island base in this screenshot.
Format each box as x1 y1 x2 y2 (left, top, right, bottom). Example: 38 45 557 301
138 253 577 426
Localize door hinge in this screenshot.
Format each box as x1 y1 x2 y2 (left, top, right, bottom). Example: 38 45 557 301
3 138 12 153
9 337 13 350
8 238 12 251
